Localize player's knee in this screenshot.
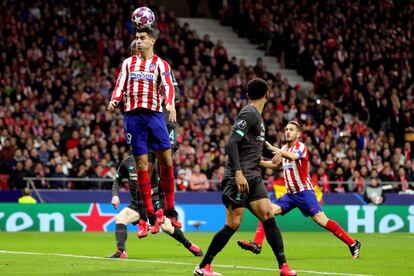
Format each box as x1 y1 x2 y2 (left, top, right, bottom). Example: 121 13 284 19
161 220 175 234
227 218 241 230
272 204 283 215
136 161 148 170
115 214 127 224
313 212 328 226
262 211 274 221
158 158 173 168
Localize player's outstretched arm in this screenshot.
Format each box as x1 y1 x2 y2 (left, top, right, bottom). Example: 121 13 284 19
160 61 176 122
108 59 128 111
271 148 300 163
260 160 281 170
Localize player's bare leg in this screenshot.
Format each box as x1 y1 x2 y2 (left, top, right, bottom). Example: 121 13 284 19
108 208 140 258
249 199 296 276
195 206 244 276
312 211 361 258
154 148 181 228
238 202 283 254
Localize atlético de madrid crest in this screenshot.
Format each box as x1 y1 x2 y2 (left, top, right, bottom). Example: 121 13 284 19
149 63 156 72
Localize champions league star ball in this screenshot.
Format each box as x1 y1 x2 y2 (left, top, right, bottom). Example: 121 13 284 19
131 7 156 28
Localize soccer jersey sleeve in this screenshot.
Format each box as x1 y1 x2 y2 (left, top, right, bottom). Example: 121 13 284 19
112 159 128 196
232 108 259 138
159 60 175 105
171 71 181 104
111 59 129 101
293 143 308 160
226 107 259 171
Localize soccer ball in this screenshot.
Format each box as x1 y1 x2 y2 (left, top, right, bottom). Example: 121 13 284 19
131 7 155 29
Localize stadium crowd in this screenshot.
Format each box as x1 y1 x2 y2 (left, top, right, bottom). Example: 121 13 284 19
0 0 413 197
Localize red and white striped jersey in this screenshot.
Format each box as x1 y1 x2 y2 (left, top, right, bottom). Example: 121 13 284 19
281 141 313 194
111 54 175 112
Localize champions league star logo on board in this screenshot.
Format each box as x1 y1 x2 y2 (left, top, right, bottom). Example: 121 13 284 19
71 203 115 232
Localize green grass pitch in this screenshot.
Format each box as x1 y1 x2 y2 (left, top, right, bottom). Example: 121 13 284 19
0 232 413 275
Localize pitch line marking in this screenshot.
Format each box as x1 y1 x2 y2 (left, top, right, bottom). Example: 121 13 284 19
0 250 374 276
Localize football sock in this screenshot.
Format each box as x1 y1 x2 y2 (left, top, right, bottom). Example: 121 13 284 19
159 166 175 210
253 221 265 246
199 225 235 268
262 218 286 268
325 219 355 246
170 228 191 248
115 224 127 251
137 170 155 216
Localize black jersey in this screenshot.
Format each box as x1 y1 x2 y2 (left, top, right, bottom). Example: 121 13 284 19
224 104 266 178
112 155 141 205
112 155 162 205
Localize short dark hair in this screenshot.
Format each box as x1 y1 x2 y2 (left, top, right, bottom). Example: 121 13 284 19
130 40 137 54
136 26 156 38
246 78 268 100
287 120 302 131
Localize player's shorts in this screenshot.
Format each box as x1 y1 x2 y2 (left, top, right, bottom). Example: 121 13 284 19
148 123 177 163
127 191 165 222
127 201 145 225
221 176 268 209
124 108 171 156
274 190 322 217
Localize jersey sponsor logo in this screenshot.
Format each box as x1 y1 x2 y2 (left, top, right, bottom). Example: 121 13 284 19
283 164 293 170
149 63 157 72
236 119 247 129
257 122 265 141
130 71 155 81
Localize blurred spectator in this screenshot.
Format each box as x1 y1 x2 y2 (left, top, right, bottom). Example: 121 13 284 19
176 169 189 191
188 164 210 191
7 162 27 190
365 178 384 205
18 188 37 204
347 170 365 194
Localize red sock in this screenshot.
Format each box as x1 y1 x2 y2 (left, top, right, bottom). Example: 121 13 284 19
254 221 265 246
325 219 355 246
137 170 154 216
159 166 175 210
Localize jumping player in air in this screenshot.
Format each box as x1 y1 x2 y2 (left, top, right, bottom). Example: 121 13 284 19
237 121 362 258
107 26 180 233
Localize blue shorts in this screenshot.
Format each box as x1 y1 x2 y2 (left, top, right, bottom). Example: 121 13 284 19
273 190 322 217
124 109 171 156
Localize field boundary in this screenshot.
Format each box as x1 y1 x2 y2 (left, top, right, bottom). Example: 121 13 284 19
0 249 374 276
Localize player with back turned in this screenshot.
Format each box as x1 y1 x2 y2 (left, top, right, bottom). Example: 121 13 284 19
193 78 296 276
107 26 180 233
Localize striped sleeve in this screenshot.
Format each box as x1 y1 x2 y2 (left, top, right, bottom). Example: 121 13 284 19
111 58 129 101
159 59 175 105
294 143 307 159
